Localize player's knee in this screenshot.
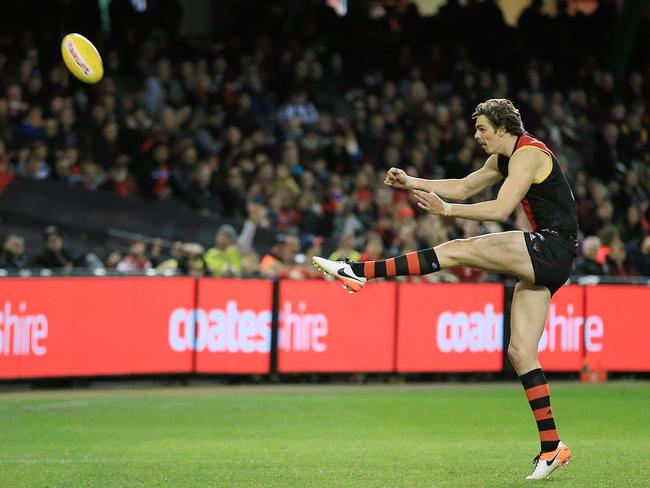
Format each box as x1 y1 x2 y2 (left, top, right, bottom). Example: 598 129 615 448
436 239 471 267
508 343 535 369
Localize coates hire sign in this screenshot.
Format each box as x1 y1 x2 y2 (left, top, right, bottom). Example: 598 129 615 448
584 286 650 371
0 278 196 379
395 283 608 373
396 283 506 372
190 279 271 373
0 300 48 357
1 278 648 379
172 279 397 373
276 280 396 373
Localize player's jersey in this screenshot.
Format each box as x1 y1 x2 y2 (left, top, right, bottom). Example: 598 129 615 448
497 133 578 251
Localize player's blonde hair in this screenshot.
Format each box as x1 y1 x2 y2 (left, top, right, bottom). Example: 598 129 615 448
472 99 524 136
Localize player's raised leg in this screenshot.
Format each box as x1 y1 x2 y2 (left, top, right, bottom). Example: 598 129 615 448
509 280 572 480
313 231 535 292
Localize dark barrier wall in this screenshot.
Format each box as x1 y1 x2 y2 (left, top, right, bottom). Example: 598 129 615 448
0 176 278 254
0 278 648 379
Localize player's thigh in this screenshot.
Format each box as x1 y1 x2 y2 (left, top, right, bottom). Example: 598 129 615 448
438 230 535 281
509 280 551 355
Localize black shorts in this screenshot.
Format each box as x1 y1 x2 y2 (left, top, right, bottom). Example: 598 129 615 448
523 229 577 296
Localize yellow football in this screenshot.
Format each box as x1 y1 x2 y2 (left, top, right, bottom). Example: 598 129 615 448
61 33 104 84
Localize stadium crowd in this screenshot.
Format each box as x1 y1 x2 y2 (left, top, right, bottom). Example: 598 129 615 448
0 0 649 279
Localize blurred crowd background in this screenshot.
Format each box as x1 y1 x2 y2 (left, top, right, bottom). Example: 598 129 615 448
0 0 649 280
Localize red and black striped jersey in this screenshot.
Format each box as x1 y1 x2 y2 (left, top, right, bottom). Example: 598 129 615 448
497 133 578 244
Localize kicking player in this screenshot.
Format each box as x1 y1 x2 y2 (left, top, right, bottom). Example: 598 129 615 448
313 99 576 480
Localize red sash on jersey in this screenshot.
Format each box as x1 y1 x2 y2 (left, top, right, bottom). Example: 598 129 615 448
514 134 555 232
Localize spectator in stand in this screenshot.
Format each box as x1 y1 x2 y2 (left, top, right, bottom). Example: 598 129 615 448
181 242 207 278
5 83 28 123
43 118 63 161
328 233 361 262
17 141 50 180
618 204 644 246
100 155 138 197
138 141 172 200
105 250 122 272
267 192 301 231
359 233 384 262
32 226 75 271
296 192 324 236
220 166 248 218
604 238 637 277
204 225 242 277
17 106 45 142
148 238 165 268
183 162 223 215
0 141 9 173
240 250 262 278
278 90 320 127
595 225 619 265
629 235 650 276
329 196 364 244
572 235 604 276
155 240 185 274
300 237 325 280
116 240 152 273
237 201 271 253
0 233 28 269
171 143 199 202
387 221 420 257
260 234 287 278
589 122 623 182
50 147 80 182
280 233 310 280
269 164 301 206
71 158 104 191
93 121 121 168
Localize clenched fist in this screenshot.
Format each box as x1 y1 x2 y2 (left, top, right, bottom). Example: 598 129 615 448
384 167 412 190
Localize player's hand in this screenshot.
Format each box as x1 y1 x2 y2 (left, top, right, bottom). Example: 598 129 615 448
384 167 412 190
413 189 449 216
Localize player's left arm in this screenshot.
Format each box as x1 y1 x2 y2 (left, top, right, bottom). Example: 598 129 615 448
413 148 541 222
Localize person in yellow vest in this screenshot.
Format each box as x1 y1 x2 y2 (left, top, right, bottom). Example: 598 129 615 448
204 224 242 277
328 233 361 262
155 240 185 274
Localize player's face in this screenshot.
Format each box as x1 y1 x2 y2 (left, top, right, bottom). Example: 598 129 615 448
474 115 499 154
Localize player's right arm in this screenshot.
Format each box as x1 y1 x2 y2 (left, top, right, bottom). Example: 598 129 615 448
384 154 502 201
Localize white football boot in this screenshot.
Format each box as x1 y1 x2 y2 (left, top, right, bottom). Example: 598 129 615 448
312 256 367 293
526 441 572 480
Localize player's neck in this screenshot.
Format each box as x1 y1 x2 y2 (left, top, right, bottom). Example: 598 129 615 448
498 134 519 157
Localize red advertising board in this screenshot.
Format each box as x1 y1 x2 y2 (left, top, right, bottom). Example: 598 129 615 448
193 279 273 374
536 285 585 371
278 280 397 373
396 283 503 372
584 286 650 371
0 277 195 378
2 277 646 379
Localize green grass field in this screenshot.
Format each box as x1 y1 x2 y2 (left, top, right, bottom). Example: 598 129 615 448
0 382 648 487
